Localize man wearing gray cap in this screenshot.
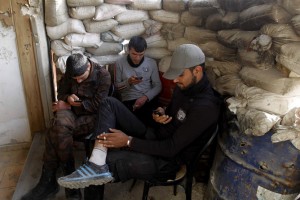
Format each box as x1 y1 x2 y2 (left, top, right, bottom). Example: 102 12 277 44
22 53 111 200
58 44 221 191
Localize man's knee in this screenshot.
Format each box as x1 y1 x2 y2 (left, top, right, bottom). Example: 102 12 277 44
53 110 76 128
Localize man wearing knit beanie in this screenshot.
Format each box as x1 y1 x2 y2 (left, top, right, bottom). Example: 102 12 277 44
21 53 112 200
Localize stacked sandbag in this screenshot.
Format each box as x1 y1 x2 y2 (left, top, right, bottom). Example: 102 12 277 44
44 0 300 148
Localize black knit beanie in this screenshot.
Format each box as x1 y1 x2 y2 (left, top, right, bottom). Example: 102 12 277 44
65 53 88 77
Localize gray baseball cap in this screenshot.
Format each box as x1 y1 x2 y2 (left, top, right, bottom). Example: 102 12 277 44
163 44 205 80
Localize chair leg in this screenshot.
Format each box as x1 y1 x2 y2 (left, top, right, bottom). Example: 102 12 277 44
173 185 178 196
185 176 193 200
142 182 151 200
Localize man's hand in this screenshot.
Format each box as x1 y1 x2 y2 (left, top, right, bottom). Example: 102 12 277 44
133 95 148 111
128 76 142 86
97 128 129 148
52 100 71 112
153 107 172 124
67 94 82 107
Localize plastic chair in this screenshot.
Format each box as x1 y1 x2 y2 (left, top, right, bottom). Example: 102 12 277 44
142 125 219 200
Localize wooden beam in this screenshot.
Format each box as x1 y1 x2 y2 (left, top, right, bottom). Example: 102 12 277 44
11 0 45 133
0 1 13 26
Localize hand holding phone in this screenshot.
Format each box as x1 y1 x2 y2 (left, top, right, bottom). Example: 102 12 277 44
153 110 162 116
74 99 82 102
135 76 143 80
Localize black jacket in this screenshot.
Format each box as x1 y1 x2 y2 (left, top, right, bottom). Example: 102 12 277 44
131 75 221 163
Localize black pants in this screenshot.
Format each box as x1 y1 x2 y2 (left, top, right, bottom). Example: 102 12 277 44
122 97 158 127
92 97 178 182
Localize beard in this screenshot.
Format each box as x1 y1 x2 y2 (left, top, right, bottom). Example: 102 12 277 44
177 75 197 91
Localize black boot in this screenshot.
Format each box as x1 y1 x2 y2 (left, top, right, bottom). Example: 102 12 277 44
21 166 59 200
62 159 82 200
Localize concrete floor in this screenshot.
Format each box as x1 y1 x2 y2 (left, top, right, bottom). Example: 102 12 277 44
0 144 29 200
12 132 207 200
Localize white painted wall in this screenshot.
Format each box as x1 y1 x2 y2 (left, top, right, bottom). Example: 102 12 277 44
0 22 31 145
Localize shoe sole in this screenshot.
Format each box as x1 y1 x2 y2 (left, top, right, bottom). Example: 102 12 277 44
58 176 113 189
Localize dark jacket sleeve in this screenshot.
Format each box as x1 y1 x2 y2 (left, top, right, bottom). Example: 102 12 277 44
82 69 111 113
130 103 219 158
57 76 72 102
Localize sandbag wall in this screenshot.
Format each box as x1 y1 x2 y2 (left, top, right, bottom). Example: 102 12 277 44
45 0 300 149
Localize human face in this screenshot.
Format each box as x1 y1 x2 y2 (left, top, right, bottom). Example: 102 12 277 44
129 48 145 65
173 67 201 90
72 64 91 83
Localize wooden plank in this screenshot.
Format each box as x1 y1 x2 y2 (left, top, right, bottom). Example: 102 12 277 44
0 0 13 26
11 0 45 133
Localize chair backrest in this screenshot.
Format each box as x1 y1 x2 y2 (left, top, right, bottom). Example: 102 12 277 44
189 124 219 172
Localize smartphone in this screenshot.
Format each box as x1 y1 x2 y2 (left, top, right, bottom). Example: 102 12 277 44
136 76 143 80
153 110 162 116
74 99 82 102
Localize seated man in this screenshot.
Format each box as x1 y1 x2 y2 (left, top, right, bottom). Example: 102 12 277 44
115 36 162 126
58 44 221 190
21 53 111 200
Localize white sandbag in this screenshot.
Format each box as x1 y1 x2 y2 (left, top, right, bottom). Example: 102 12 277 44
214 74 243 96
180 11 202 27
199 41 236 62
188 0 220 18
237 107 280 136
94 3 126 21
83 19 118 33
184 26 216 44
240 67 300 96
217 29 259 49
158 56 172 73
281 107 300 126
235 83 300 116
115 10 149 24
45 0 69 26
161 23 185 40
51 40 85 57
291 15 300 36
276 42 300 75
143 20 163 36
67 0 103 7
111 22 146 39
69 6 95 20
86 42 123 56
289 71 300 78
92 54 123 65
64 33 102 48
271 128 300 143
145 48 172 60
145 34 167 48
260 24 300 55
206 66 218 89
56 55 69 74
167 38 194 51
238 49 274 70
291 138 300 150
149 10 180 24
104 0 133 4
46 19 86 40
163 0 188 12
129 0 162 10
101 31 124 43
278 0 300 15
206 60 241 76
249 34 272 52
205 12 239 31
239 4 291 31
218 0 276 12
